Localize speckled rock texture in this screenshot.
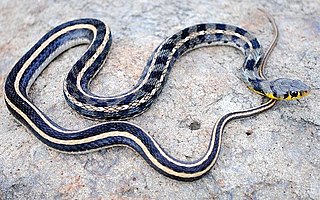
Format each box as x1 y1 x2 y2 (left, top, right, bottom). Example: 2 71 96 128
0 0 319 199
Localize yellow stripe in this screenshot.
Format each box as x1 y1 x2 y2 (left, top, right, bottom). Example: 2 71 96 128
5 93 221 178
14 24 97 134
6 20 277 179
64 28 256 110
75 25 110 98
9 23 266 171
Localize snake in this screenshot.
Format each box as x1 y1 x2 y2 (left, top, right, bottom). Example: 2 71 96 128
4 13 310 181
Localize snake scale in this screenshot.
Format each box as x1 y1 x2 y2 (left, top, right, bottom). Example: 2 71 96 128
4 13 310 180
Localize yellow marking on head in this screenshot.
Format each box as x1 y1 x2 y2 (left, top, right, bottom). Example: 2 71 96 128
284 91 310 100
299 91 311 98
265 93 282 100
265 90 310 101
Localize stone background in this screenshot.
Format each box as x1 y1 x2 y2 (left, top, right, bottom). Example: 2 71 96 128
0 0 319 199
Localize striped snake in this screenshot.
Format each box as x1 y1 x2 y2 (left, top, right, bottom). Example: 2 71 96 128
4 12 310 181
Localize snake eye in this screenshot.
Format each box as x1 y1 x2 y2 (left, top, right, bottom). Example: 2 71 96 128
290 91 298 97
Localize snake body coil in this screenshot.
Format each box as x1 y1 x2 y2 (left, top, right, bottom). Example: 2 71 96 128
4 18 309 181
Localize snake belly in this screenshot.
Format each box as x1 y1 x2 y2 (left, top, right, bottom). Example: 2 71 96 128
4 18 276 181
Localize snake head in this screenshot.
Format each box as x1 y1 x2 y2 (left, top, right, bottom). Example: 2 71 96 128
265 78 310 100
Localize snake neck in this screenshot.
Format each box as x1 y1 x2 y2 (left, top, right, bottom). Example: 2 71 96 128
240 68 269 97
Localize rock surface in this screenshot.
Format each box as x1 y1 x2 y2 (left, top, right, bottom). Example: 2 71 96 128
0 0 319 199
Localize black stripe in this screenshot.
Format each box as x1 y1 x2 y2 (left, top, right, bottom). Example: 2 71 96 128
197 34 205 43
161 42 175 51
244 43 250 49
184 40 190 48
171 34 178 40
245 59 255 70
141 83 154 93
196 24 207 32
231 35 239 42
155 55 168 65
235 27 247 36
215 33 223 40
181 28 189 39
149 70 163 80
250 38 260 49
215 23 226 30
